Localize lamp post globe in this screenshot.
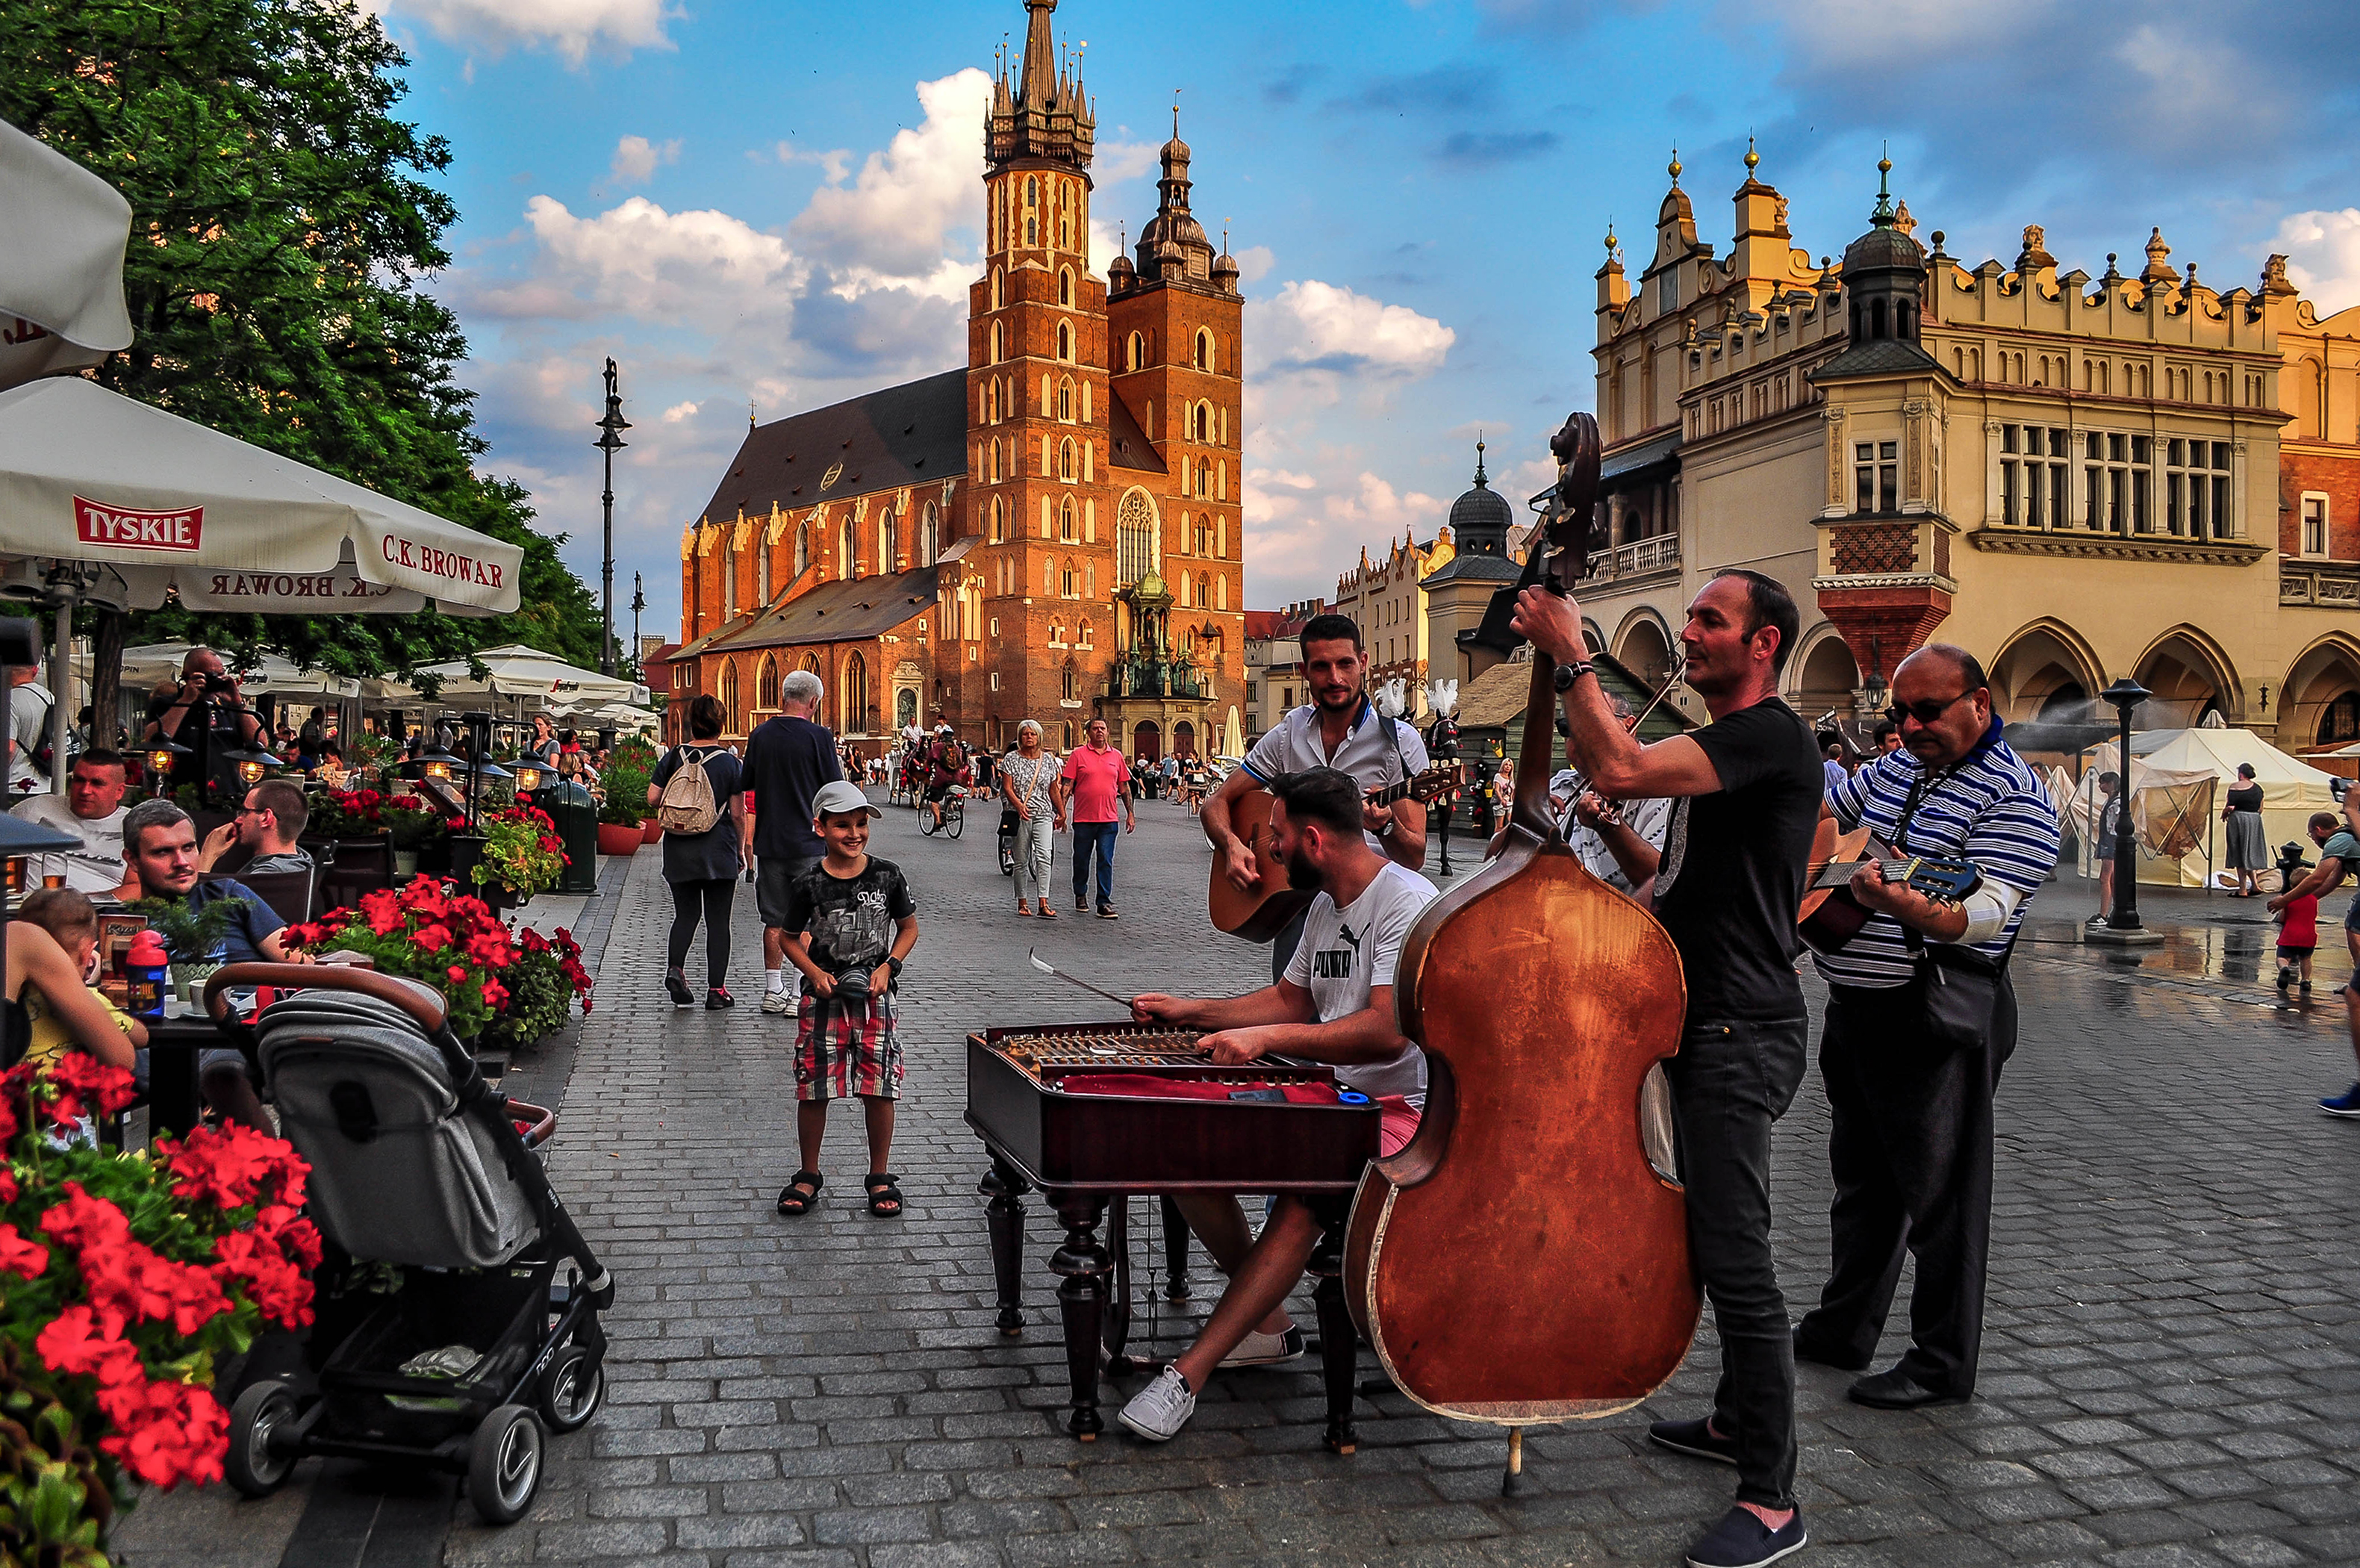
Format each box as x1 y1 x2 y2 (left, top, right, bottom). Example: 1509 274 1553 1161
2095 675 2155 941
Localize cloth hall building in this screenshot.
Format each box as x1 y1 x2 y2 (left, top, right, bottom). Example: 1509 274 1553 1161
1522 145 2360 754
666 0 1246 760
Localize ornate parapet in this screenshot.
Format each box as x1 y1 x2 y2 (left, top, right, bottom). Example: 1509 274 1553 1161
2282 561 2360 607
1969 526 2268 567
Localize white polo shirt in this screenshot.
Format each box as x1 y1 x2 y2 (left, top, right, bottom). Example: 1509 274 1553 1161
1241 701 1430 853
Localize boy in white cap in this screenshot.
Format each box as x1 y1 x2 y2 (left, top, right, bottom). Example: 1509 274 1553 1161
773 780 920 1219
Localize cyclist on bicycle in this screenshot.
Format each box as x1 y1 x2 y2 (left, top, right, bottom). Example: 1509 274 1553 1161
924 725 968 833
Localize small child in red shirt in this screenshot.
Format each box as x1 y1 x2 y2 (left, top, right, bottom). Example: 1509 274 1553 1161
2274 841 2318 995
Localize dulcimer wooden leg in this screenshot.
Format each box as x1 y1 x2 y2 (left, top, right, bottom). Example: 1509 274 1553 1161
1308 1198 1358 1456
1159 1195 1192 1301
1050 1195 1113 1440
980 1158 1028 1337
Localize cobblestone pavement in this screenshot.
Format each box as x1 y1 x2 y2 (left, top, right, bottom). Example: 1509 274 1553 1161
130 796 2360 1565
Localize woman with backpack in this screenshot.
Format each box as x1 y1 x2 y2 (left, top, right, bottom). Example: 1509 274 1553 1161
648 693 744 1009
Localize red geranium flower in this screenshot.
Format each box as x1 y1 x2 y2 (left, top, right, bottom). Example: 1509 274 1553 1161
0 1222 50 1279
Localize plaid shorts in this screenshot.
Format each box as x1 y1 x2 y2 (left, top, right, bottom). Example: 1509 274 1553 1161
794 989 903 1101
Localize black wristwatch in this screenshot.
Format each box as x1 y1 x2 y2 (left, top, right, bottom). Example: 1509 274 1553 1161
885 956 903 979
1552 659 1594 693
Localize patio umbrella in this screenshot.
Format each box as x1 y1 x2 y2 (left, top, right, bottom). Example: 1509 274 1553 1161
408 644 635 705
0 120 132 392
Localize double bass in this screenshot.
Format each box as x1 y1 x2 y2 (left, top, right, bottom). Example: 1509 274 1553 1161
1345 412 1699 1490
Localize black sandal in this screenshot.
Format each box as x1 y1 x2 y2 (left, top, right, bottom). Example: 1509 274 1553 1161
776 1171 823 1216
863 1173 905 1219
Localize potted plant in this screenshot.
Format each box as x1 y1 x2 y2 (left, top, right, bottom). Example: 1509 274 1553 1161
468 806 565 909
127 896 243 999
594 756 650 856
379 797 452 878
0 1056 320 1561
281 880 591 1052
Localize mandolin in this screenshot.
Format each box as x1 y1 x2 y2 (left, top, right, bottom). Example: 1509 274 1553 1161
1798 821 1983 954
1207 763 1462 941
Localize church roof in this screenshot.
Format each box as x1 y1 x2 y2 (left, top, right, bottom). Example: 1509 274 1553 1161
1107 391 1165 473
692 565 944 656
1809 337 1942 382
1421 552 1524 588
696 370 967 523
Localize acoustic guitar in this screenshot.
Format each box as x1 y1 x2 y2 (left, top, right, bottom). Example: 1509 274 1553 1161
1208 763 1462 940
1798 821 1984 954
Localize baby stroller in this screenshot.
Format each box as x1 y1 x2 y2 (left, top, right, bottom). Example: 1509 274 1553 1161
204 965 614 1525
997 804 1019 876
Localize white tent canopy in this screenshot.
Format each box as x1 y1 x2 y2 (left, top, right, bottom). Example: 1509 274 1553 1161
0 377 523 617
409 644 635 706
90 643 363 700
2072 729 2341 887
0 120 132 391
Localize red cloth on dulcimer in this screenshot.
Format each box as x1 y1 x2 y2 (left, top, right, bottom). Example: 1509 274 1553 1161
1054 1074 1340 1104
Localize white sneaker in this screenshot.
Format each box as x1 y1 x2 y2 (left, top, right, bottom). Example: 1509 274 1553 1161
761 989 794 1015
1117 1366 1196 1442
1217 1325 1305 1369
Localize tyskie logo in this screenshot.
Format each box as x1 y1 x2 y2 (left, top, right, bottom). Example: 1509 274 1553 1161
74 497 202 552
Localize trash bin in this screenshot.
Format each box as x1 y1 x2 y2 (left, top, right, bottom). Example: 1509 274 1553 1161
537 780 600 895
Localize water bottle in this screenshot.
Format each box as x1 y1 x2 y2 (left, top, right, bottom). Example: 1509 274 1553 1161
125 931 168 1021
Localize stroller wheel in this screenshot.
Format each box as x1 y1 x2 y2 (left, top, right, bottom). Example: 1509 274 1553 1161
467 1405 544 1525
538 1343 605 1434
225 1381 298 1496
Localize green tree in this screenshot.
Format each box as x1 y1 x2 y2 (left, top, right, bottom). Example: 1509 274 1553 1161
0 0 604 695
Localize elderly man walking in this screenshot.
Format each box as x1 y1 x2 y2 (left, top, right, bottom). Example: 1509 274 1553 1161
744 669 843 1014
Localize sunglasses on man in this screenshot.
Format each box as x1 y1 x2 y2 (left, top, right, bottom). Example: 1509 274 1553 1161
1883 691 1977 727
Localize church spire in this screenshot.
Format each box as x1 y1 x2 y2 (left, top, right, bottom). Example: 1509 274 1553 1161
988 0 1094 175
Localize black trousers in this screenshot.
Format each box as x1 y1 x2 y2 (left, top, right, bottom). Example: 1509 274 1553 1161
1797 976 2014 1396
1666 1015 1809 1512
667 877 735 988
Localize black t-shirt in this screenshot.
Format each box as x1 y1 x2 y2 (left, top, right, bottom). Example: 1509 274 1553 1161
1651 697 1823 1022
782 856 915 983
2227 783 2264 813
743 715 842 860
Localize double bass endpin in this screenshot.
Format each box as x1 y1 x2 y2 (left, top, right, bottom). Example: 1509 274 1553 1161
1502 1425 1524 1497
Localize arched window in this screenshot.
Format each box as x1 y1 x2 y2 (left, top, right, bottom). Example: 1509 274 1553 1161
1059 267 1072 305
1079 620 1095 647
991 267 1004 309
800 653 821 676
990 321 1002 364
720 535 736 616
1870 299 1887 340
1116 489 1157 586
1193 516 1209 555
1192 402 1211 442
1060 497 1077 541
879 507 897 573
1127 332 1145 371
1194 458 1209 500
838 518 854 578
988 495 1003 544
921 503 938 564
758 655 779 712
757 541 771 603
1057 321 1072 361
1198 573 1212 609
1059 439 1076 482
1061 659 1076 700
1024 177 1038 246
1215 574 1228 610
1194 329 1212 370
1057 379 1073 421
1062 560 1078 597
719 661 741 732
842 653 868 735
794 523 809 575
986 379 999 423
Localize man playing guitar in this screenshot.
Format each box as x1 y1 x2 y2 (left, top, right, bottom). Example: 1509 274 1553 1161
1202 613 1428 977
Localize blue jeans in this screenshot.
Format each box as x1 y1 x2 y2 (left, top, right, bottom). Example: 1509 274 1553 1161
1665 1014 1809 1511
1072 821 1118 909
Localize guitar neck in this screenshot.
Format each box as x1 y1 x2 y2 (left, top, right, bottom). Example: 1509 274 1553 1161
1811 858 1922 889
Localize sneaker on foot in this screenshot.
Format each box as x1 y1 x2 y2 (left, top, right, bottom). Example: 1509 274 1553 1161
761 989 794 1015
1686 1506 1808 1568
2320 1083 2360 1119
1217 1326 1306 1369
706 987 736 1010
2086 913 2108 927
2277 965 2296 992
1116 1366 1195 1442
664 968 694 1008
1647 1415 1739 1467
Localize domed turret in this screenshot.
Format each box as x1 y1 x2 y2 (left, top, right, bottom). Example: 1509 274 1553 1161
1837 152 1927 345
1211 249 1239 294
1447 439 1513 558
1133 106 1216 282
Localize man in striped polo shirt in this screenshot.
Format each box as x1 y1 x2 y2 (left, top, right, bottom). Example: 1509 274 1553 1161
1793 644 2060 1411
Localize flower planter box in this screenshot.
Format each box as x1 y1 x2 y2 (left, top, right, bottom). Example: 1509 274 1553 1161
642 818 662 845
597 823 644 856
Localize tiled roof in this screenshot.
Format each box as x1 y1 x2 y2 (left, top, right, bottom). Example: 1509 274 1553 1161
694 566 944 655
694 370 968 523
1107 391 1165 473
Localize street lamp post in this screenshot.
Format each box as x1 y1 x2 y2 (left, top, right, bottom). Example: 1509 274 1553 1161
2091 675 2163 947
594 358 632 677
631 573 645 682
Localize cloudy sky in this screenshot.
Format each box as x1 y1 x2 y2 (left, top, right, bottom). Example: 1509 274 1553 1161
365 0 2360 645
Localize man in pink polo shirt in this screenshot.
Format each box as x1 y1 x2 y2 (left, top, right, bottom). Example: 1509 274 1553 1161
1060 718 1136 918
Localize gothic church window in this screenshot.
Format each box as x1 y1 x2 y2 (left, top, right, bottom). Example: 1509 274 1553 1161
1116 491 1156 586
759 656 779 712
1127 332 1145 371
794 524 809 574
1060 496 1077 540
838 518 855 577
1059 267 1072 305
1059 439 1076 482
1057 379 1073 421
992 268 1004 308
1192 402 1210 441
757 541 770 602
922 503 938 564
1057 322 1072 361
879 508 897 573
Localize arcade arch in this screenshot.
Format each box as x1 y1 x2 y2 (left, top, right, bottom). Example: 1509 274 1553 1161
2282 634 2360 747
1989 620 2104 724
2134 626 2239 729
1612 609 1675 688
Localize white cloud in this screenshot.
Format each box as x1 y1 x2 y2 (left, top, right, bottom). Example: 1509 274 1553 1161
764 143 853 185
2272 208 2360 315
661 400 700 423
1251 280 1456 379
485 195 803 336
1233 245 1276 284
609 134 682 185
370 0 678 66
788 69 994 281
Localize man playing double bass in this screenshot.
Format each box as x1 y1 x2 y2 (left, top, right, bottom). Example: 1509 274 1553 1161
1514 569 1821 1568
1795 646 2057 1409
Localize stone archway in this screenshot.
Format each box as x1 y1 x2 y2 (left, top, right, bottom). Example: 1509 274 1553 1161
1133 721 1162 762
1173 720 1198 759
2281 635 2360 748
1792 629 1859 723
1613 611 1675 688
1990 620 2105 724
2134 626 2239 729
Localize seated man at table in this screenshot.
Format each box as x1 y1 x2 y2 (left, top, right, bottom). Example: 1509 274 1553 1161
1118 767 1437 1442
10 749 133 894
196 777 317 877
117 798 307 1133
